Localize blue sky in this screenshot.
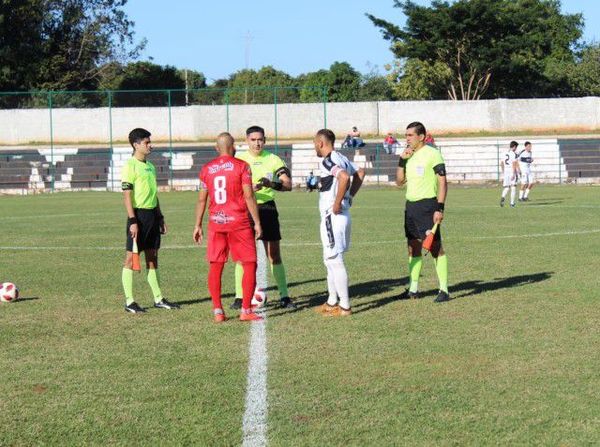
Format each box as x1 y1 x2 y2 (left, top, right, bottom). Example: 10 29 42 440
124 0 600 81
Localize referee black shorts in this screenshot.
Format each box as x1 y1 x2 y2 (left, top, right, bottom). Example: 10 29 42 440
404 198 442 242
257 200 281 241
125 208 161 251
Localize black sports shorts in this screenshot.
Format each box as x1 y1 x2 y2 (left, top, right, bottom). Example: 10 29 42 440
257 200 281 241
404 198 442 242
125 208 161 251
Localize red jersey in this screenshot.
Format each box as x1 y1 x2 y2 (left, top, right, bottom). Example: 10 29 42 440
199 155 252 232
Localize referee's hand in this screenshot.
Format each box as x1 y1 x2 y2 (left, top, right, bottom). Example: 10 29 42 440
433 211 444 224
129 223 138 240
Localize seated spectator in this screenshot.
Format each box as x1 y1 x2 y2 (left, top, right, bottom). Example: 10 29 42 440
306 171 318 192
383 132 399 154
344 126 365 148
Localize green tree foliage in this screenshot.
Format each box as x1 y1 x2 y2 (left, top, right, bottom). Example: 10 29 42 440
299 62 362 102
566 44 600 96
386 58 452 100
227 66 298 104
0 0 143 107
367 0 584 99
111 62 185 106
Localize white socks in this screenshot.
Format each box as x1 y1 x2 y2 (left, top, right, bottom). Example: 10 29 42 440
324 254 350 310
510 186 516 204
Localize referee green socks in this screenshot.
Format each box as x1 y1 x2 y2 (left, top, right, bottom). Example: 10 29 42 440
271 263 289 298
408 256 422 293
434 255 449 293
147 269 163 303
122 268 134 305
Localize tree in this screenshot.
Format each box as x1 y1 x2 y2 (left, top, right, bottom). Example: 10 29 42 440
112 62 185 106
227 66 298 104
359 69 394 101
566 44 600 96
298 62 362 102
0 0 144 103
385 58 452 100
367 0 584 99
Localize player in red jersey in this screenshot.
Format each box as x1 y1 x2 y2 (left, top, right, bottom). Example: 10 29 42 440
193 132 263 322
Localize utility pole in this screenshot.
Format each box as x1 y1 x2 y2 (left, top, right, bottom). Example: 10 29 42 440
244 30 253 104
185 69 189 106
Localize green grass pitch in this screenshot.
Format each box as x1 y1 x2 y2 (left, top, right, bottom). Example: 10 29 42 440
1 185 599 445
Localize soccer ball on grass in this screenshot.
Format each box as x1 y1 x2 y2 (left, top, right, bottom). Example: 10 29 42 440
251 288 267 308
0 282 19 303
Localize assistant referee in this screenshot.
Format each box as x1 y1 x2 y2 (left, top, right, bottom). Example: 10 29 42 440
397 122 449 302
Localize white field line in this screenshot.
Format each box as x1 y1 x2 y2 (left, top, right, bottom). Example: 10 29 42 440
242 307 268 447
1 228 600 251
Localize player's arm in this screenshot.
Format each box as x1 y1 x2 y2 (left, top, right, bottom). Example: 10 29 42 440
242 184 262 240
349 167 365 199
122 183 138 241
193 189 209 244
396 147 413 186
434 163 447 225
332 170 350 215
512 159 520 177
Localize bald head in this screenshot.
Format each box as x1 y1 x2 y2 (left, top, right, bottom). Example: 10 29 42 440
216 132 235 156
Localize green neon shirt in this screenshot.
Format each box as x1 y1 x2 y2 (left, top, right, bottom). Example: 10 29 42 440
236 150 287 204
121 157 158 209
405 145 445 202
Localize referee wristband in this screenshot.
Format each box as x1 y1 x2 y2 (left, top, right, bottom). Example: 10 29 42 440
272 182 283 191
437 203 445 212
398 157 407 168
127 217 138 225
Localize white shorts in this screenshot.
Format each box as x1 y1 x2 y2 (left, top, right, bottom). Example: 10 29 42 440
320 211 351 259
503 170 517 187
521 172 534 185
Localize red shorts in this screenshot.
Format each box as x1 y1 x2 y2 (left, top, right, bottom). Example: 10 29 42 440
207 227 257 263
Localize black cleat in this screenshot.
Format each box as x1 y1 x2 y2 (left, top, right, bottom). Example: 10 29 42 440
279 297 297 309
434 291 450 303
125 302 146 313
230 298 243 310
154 299 180 309
510 203 516 208
500 197 505 207
399 289 419 300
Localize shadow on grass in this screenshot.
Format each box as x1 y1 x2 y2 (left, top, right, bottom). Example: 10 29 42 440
268 277 409 318
524 201 564 206
13 296 41 303
178 277 327 307
415 271 554 300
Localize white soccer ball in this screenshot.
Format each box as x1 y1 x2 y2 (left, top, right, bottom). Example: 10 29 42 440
251 288 267 308
0 282 19 303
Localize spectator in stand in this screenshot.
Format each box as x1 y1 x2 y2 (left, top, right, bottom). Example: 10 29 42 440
342 126 365 148
383 132 399 154
425 132 437 148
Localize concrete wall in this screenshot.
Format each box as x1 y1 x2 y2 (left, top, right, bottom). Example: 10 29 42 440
1 97 599 144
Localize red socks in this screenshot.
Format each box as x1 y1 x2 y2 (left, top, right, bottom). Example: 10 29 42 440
241 262 257 310
208 262 225 310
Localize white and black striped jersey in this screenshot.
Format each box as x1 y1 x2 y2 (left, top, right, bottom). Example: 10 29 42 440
318 151 358 214
519 149 533 172
503 150 518 171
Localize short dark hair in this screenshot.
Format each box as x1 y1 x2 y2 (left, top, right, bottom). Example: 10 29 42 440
510 141 519 148
406 121 426 136
524 141 531 146
128 128 151 149
246 125 265 136
316 128 335 144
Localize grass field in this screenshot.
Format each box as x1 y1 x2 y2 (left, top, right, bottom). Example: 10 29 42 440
1 185 599 446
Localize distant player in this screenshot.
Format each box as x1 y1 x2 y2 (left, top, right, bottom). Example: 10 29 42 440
121 128 180 313
500 141 521 208
314 129 365 316
518 141 534 202
232 125 296 309
193 132 263 323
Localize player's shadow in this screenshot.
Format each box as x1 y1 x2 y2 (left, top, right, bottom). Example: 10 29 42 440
268 277 409 317
178 277 327 307
417 271 554 300
525 201 564 206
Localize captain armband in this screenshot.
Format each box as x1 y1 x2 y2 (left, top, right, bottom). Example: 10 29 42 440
275 166 291 178
433 163 447 176
122 182 133 191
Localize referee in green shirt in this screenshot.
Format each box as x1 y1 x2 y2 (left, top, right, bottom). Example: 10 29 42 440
397 122 449 302
120 128 180 313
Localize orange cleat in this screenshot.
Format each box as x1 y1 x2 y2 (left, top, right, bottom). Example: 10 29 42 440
240 311 263 322
316 303 338 315
213 310 227 323
326 306 352 317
